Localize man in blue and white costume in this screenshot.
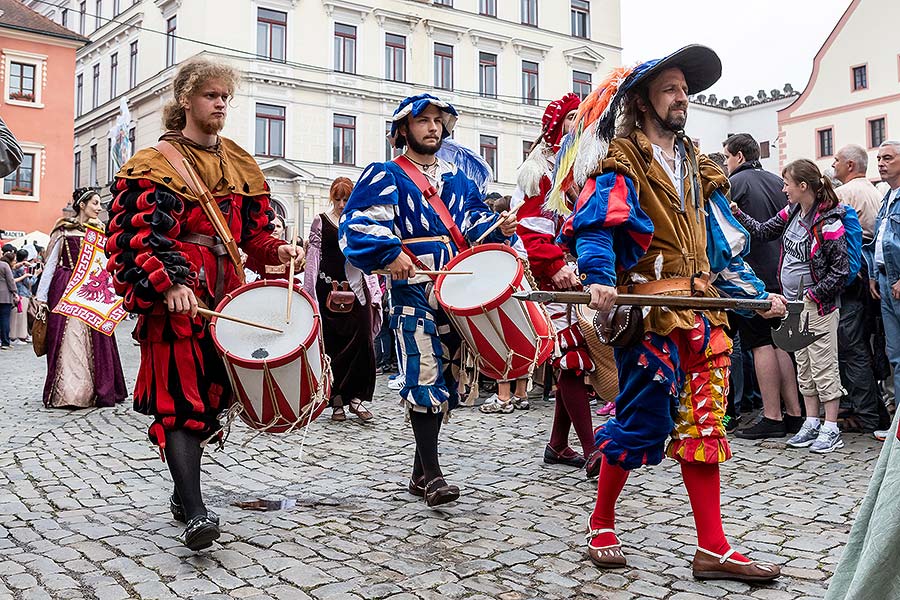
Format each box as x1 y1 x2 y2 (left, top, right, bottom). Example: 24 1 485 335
339 94 518 507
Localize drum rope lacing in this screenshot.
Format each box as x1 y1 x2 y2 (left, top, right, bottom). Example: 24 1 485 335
455 255 555 403
212 349 333 454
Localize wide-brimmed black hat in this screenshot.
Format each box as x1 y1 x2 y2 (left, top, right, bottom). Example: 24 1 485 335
627 44 722 95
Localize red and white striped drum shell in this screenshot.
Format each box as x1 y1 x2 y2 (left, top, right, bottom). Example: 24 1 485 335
210 280 331 433
435 243 554 381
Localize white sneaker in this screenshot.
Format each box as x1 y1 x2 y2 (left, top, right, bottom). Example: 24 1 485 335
810 427 844 454
786 421 820 448
873 429 890 442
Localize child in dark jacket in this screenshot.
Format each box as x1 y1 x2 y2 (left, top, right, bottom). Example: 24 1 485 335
732 158 849 454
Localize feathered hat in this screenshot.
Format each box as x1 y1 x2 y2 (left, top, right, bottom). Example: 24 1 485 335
546 45 721 214
517 93 582 197
435 138 493 194
388 93 458 149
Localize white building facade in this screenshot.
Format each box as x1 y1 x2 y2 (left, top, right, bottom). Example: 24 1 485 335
778 0 900 180
27 0 622 236
687 88 798 174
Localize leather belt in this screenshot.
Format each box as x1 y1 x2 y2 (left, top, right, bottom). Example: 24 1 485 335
617 272 711 297
178 232 228 303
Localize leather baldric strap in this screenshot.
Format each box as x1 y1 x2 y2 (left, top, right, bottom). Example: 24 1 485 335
618 272 711 297
393 155 469 252
154 141 245 285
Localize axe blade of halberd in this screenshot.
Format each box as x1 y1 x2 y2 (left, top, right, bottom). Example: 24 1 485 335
771 301 825 352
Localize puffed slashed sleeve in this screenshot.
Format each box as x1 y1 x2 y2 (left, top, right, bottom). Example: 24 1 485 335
339 162 403 274
105 178 194 312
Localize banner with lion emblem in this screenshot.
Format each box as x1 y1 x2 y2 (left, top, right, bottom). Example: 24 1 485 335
52 226 126 336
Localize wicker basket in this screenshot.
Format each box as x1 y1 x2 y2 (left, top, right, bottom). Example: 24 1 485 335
576 306 619 403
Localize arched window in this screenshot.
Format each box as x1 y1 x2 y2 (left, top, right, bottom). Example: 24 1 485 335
269 197 287 218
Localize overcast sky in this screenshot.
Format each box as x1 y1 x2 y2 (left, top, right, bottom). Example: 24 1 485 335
620 0 852 99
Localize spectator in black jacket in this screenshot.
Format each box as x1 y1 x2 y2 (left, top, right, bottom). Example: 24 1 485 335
723 133 804 440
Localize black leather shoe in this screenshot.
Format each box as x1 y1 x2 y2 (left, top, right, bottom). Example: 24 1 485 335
544 445 587 468
170 495 219 525
183 515 220 551
424 477 460 507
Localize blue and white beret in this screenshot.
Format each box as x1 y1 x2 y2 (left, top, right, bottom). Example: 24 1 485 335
388 93 459 149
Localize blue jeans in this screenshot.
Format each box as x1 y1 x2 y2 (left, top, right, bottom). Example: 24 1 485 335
878 272 900 405
0 303 11 346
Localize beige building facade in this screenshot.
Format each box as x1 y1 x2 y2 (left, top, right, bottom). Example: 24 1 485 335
26 0 622 236
778 0 900 180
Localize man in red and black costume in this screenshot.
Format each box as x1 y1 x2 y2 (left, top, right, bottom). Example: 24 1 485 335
106 59 301 551
513 93 601 475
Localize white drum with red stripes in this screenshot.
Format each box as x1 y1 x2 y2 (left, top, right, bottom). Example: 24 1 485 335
435 243 554 381
210 280 331 433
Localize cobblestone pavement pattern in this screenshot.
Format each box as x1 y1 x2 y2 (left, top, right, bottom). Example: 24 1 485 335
0 339 881 599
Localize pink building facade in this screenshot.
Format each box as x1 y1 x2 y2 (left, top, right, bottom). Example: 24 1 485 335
0 0 87 240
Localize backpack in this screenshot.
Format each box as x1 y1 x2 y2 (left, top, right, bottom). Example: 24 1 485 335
814 205 862 286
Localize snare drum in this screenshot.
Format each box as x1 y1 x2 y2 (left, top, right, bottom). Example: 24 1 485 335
210 280 331 433
435 243 554 381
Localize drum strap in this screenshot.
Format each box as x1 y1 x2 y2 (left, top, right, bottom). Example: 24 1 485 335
393 155 469 252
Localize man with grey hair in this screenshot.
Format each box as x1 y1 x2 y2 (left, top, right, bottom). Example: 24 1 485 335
831 144 890 433
866 140 900 437
833 144 880 239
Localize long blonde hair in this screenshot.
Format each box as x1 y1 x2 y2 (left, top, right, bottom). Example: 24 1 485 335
162 59 240 131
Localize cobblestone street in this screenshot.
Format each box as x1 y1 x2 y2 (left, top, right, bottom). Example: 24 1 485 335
0 339 881 600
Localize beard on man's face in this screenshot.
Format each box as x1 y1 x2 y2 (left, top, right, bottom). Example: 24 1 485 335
405 129 443 156
662 103 688 131
196 113 225 135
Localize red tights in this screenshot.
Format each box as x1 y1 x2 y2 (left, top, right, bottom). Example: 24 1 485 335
588 458 748 562
548 370 596 458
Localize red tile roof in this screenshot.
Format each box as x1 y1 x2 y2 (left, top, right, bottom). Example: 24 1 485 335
0 0 90 44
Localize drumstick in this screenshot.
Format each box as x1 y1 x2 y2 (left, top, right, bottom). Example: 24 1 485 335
373 270 472 276
197 308 284 333
285 235 298 324
475 202 523 245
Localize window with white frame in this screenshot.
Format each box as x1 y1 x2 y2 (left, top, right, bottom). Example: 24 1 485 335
480 135 498 177
257 8 287 62
8 63 35 103
479 52 497 98
4 52 45 107
571 0 590 38
166 16 177 67
109 52 118 98
521 0 538 26
480 0 496 16
76 73 83 116
385 33 406 82
74 151 81 188
2 143 42 201
334 23 357 74
255 104 285 157
434 43 453 90
573 70 591 99
91 63 99 108
522 60 539 106
3 153 35 197
90 144 98 186
333 114 356 165
129 41 138 87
